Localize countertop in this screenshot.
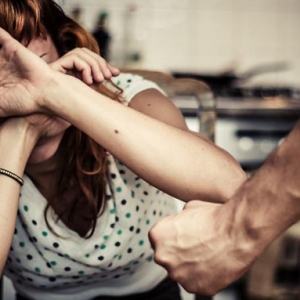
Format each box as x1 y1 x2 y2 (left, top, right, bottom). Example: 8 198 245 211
172 96 300 118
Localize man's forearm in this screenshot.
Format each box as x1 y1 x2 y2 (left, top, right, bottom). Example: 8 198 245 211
228 119 300 256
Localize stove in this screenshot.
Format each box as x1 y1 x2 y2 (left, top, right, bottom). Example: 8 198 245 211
226 86 300 100
173 86 300 171
216 84 300 170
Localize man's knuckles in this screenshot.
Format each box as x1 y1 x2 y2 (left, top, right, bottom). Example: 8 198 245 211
148 216 174 242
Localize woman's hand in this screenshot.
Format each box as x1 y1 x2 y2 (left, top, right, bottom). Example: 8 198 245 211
0 28 55 117
49 48 120 87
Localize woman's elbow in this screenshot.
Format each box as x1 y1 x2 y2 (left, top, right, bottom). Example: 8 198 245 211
219 163 247 202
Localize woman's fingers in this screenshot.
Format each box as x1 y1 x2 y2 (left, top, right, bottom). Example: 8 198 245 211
50 47 120 85
71 48 107 81
81 47 119 79
107 63 120 76
51 55 94 85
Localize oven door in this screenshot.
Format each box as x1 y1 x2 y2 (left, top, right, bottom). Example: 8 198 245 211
216 115 298 171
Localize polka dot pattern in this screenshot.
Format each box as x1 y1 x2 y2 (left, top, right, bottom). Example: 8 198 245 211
4 73 178 298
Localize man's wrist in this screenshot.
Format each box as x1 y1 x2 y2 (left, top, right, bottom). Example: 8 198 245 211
224 181 269 264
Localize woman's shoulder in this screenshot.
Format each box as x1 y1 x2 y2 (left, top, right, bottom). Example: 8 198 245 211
111 72 145 89
111 73 165 104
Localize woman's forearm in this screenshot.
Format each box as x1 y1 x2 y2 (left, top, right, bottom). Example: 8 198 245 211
0 119 37 273
43 75 246 202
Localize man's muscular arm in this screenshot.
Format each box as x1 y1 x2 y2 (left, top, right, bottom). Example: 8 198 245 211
149 119 300 295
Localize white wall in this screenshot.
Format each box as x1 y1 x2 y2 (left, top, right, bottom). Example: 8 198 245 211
61 0 300 87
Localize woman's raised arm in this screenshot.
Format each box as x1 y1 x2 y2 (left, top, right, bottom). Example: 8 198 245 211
0 28 246 203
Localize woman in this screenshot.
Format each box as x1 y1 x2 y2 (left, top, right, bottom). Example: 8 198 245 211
0 0 247 299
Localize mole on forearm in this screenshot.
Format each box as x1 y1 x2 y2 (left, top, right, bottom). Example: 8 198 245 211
114 129 119 134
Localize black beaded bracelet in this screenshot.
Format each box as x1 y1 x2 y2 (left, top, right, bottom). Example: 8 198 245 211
0 168 24 186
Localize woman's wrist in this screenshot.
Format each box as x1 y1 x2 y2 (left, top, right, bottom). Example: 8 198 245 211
39 72 78 116
2 118 40 143
0 118 39 172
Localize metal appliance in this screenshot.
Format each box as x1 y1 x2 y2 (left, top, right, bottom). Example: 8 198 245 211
216 95 300 171
173 86 300 171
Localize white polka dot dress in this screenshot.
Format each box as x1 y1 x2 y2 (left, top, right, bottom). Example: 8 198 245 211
4 74 179 300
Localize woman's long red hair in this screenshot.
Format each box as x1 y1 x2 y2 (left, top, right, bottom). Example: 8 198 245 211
0 0 123 238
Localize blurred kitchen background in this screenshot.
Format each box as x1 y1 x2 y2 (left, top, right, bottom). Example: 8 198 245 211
61 0 300 82
4 1 300 300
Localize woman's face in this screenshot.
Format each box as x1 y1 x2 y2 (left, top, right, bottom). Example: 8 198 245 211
26 36 71 164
